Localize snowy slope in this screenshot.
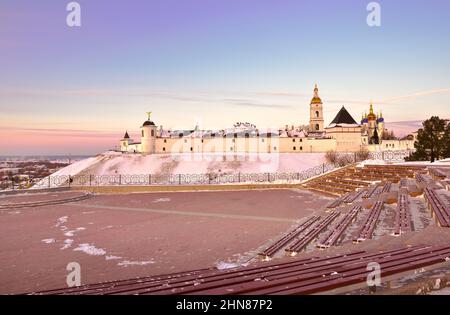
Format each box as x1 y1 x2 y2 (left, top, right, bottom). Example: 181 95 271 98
35 151 328 187
75 152 326 175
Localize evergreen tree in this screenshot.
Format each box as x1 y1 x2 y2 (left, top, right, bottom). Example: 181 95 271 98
406 116 449 162
443 122 450 158
371 128 379 145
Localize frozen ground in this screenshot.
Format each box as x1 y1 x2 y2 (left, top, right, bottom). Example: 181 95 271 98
0 188 331 294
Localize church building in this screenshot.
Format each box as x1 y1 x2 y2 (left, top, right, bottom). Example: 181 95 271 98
119 85 414 154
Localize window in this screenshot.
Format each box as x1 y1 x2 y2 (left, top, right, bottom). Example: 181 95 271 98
201 139 204 143
190 147 193 151
151 130 154 137
211 133 215 138
315 124 320 131
234 133 237 138
292 139 295 143
162 147 166 152
164 139 167 143
293 146 296 151
315 111 320 118
184 139 187 143
273 147 277 151
232 139 235 143
230 147 233 151
179 133 183 138
245 133 249 138
300 139 303 142
261 138 265 143
300 146 303 151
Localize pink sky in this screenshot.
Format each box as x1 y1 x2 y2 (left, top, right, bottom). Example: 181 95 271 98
0 120 423 156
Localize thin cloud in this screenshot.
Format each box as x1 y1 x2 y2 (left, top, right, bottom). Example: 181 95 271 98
379 88 450 104
223 98 293 109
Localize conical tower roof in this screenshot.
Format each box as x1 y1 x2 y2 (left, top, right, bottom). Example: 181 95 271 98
328 106 359 127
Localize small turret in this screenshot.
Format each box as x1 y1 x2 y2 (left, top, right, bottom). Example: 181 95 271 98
141 112 157 154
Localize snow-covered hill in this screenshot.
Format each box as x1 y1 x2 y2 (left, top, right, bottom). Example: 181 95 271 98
50 151 327 176
32 151 329 188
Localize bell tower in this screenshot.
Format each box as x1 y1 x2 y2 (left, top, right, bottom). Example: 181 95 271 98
309 84 324 132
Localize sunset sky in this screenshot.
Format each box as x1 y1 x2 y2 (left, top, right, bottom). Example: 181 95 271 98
1 0 450 155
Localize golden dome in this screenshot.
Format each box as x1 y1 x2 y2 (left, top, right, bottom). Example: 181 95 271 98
367 103 376 120
311 97 322 104
310 84 322 104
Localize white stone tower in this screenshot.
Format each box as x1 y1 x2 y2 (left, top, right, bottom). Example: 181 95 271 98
119 131 131 152
309 84 324 132
141 112 157 154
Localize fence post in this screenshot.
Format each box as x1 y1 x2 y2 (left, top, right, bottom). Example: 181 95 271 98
238 172 241 183
48 176 51 188
322 163 325 174
179 174 181 185
89 174 92 186
119 174 121 185
149 174 151 185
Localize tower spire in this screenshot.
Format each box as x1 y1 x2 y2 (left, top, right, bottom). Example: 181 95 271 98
313 83 319 98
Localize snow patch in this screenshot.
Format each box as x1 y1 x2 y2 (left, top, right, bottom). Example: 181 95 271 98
215 261 240 270
117 260 154 267
64 227 86 237
55 216 68 227
73 243 106 256
41 238 56 244
60 239 74 250
105 255 122 261
153 198 171 203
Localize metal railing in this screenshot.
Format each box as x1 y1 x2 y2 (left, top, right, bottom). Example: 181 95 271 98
367 150 412 161
31 163 337 188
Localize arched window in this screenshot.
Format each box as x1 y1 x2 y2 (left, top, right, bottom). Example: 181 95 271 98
151 130 154 137
315 124 320 131
315 111 320 118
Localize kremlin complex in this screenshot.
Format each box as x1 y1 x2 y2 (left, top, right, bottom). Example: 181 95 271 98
119 85 416 154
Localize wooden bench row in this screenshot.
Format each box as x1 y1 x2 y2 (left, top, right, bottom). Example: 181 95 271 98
326 193 351 209
424 187 450 228
429 167 448 180
285 212 341 255
380 182 392 193
258 216 321 260
394 193 412 236
354 201 384 242
31 245 450 295
317 205 361 249
343 189 367 204
362 184 379 199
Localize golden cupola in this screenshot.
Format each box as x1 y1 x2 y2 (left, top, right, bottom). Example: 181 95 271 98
310 84 322 104
367 103 376 121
